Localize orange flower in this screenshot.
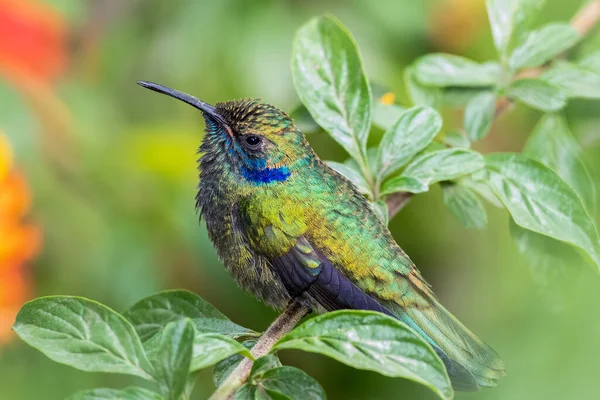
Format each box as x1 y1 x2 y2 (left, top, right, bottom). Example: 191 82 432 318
0 0 68 83
0 0 73 187
0 133 41 343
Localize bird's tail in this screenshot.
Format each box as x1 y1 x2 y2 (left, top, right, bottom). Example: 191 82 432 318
395 299 506 391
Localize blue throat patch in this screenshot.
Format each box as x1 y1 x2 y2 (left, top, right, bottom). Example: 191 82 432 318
241 166 291 184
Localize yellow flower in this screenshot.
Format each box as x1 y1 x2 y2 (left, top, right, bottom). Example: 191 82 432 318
0 133 40 344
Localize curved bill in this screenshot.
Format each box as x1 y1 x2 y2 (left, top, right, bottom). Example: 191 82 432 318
137 80 227 125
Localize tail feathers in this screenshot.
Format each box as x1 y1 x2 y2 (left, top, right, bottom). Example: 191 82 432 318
395 302 506 391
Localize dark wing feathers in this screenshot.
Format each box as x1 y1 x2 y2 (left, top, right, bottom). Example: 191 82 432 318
271 236 395 316
270 235 481 391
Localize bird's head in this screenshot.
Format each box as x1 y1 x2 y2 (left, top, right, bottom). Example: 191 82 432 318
138 81 312 184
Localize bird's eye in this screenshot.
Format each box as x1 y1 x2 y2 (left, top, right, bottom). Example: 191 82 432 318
244 135 262 147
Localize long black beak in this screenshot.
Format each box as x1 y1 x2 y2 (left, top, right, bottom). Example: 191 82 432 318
137 80 226 125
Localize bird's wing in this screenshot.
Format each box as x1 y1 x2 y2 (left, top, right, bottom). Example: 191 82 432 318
237 198 392 314
270 235 392 315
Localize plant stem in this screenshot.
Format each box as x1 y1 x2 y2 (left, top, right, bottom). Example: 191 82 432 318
572 0 600 36
386 191 414 217
209 299 309 400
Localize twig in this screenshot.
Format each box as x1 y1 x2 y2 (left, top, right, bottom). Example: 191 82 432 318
386 192 414 217
209 299 309 400
386 0 600 219
571 0 600 36
209 2 600 398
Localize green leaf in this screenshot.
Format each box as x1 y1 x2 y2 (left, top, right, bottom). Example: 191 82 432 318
578 50 600 74
509 23 579 70
505 78 566 112
477 153 600 270
13 296 153 380
404 148 485 184
191 333 253 372
458 177 504 208
404 66 441 107
123 290 256 342
442 131 470 148
151 319 194 400
486 0 515 56
67 387 163 400
464 92 497 141
235 366 326 400
371 201 389 225
413 54 500 87
524 114 596 211
327 161 371 197
380 176 429 196
272 310 453 400
542 61 600 99
380 149 485 196
486 0 547 57
213 340 268 388
510 220 585 311
442 184 488 229
249 355 285 379
376 106 443 179
292 15 371 165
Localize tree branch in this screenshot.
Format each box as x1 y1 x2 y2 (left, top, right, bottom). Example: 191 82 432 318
209 299 309 400
386 0 600 219
209 3 600 398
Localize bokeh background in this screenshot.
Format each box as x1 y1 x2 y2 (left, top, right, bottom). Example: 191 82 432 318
1 0 600 399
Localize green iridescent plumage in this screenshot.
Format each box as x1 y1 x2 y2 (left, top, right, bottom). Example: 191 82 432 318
138 81 505 391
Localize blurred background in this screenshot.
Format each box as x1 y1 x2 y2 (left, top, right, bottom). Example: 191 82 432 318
1 0 599 399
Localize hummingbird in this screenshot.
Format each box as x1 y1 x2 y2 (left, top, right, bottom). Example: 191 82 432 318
138 80 505 391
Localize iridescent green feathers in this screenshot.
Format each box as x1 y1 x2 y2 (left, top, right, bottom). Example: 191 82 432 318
195 98 505 391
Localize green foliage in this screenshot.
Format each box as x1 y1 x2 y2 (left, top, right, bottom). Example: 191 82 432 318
375 106 442 180
486 0 548 59
523 114 596 211
67 387 163 400
13 297 154 380
542 61 600 99
413 54 500 87
381 149 484 195
464 92 497 141
292 15 372 175
505 78 566 111
442 184 488 229
122 290 257 342
289 1 600 289
190 334 253 372
508 23 579 70
13 296 450 400
235 366 325 400
475 154 600 269
150 319 194 399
